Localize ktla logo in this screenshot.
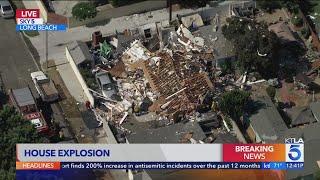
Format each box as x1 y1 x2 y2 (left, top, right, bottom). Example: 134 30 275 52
285 138 304 162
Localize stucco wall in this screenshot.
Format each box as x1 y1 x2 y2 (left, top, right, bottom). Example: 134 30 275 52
65 47 94 106
103 122 118 144
36 0 48 22
22 0 48 22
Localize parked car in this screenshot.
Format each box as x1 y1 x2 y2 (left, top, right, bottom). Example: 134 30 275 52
31 71 59 102
95 71 116 99
0 0 14 18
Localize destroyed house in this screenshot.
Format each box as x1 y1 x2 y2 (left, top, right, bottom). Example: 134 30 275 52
180 13 204 29
195 24 235 66
140 52 213 121
122 40 151 67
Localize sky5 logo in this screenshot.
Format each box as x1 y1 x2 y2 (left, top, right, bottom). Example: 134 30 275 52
285 138 304 162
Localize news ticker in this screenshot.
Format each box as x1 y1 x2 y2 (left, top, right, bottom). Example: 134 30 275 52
15 9 67 31
16 162 304 170
16 141 304 171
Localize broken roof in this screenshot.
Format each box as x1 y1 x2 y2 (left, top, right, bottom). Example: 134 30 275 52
126 121 206 143
140 51 213 118
122 40 151 66
180 13 204 28
115 32 140 56
194 24 235 60
67 41 93 65
249 96 288 143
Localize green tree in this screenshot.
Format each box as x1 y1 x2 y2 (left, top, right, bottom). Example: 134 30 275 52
220 60 235 75
291 15 303 27
72 2 97 20
222 17 280 78
0 106 45 179
314 170 320 180
257 0 282 13
256 0 301 14
219 90 250 121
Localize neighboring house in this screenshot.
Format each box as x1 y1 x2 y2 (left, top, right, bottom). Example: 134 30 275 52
290 102 320 127
247 96 288 143
125 120 207 180
229 1 256 18
310 101 320 122
126 121 206 144
283 122 320 179
213 133 239 143
65 41 95 105
268 22 303 47
291 108 317 127
194 24 235 67
66 41 94 68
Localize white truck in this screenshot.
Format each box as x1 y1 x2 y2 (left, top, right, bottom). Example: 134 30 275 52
31 71 59 102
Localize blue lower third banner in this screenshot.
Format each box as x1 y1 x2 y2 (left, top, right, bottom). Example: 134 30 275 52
16 24 67 31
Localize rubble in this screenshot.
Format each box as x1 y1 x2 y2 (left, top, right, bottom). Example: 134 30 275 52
85 14 241 144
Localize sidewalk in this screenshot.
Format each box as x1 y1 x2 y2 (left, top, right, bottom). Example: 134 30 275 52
28 6 211 65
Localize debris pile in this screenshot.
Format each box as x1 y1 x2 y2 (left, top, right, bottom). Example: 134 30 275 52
87 14 239 142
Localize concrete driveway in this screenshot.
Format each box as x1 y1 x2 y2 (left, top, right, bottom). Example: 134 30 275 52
0 17 39 95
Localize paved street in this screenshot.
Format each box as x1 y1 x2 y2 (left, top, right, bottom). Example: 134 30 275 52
0 18 39 95
0 18 75 142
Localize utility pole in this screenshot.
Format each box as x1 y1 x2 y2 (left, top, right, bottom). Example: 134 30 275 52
167 0 172 22
45 22 48 71
313 90 315 102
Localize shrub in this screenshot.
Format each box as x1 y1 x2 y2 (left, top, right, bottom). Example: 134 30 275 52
314 170 320 180
301 27 310 39
266 86 276 100
72 2 97 21
291 16 303 27
220 60 235 75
